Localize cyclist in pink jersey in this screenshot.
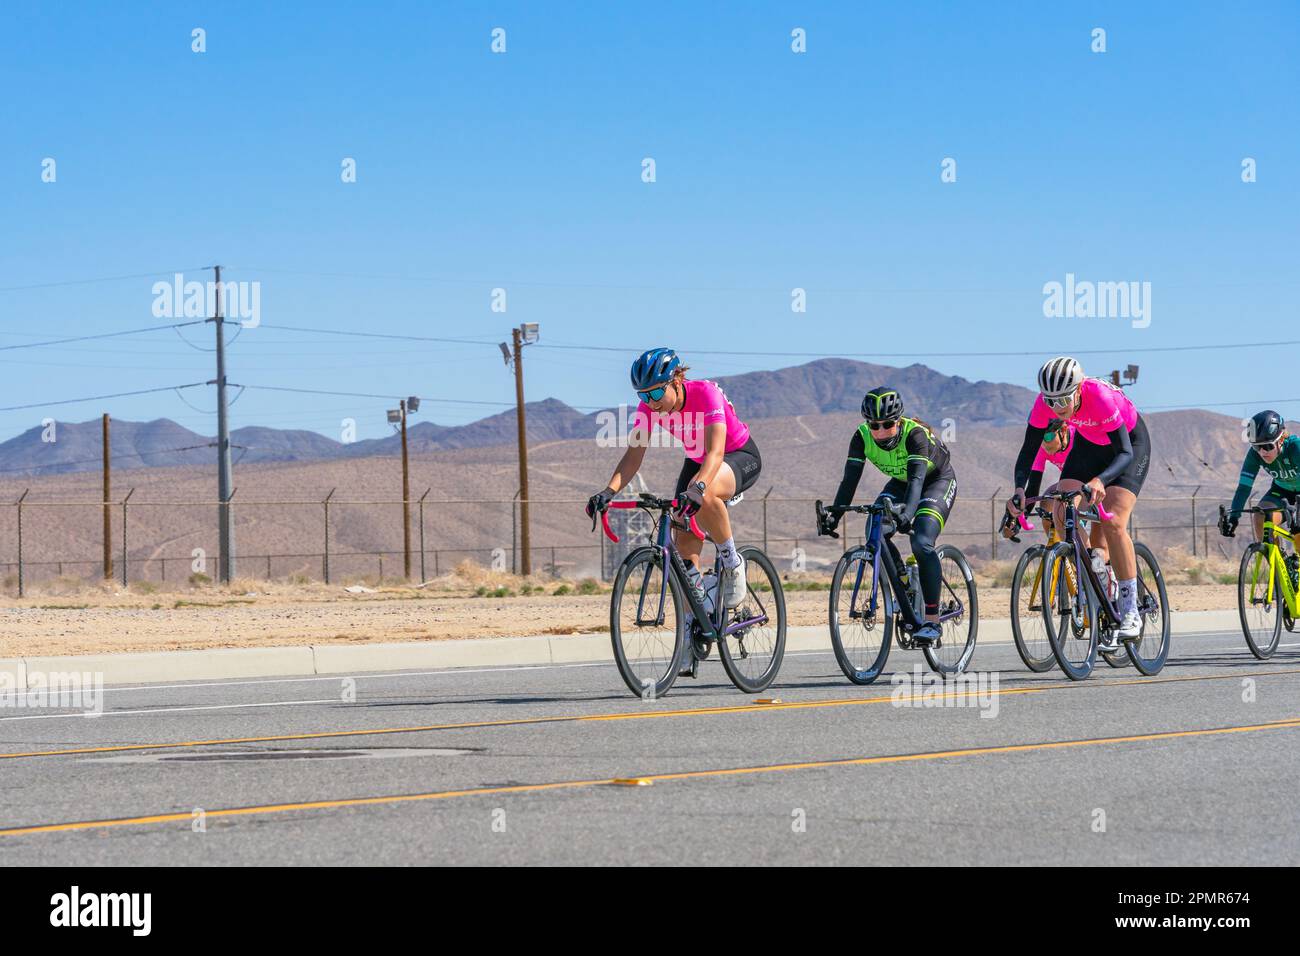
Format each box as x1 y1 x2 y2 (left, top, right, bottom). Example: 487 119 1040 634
1002 421 1075 541
1005 357 1152 641
586 348 761 612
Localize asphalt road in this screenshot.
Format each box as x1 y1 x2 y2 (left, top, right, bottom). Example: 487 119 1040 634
1 628 1298 865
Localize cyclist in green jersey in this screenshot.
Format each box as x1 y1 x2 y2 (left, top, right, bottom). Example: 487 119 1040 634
1222 410 1300 539
822 387 957 644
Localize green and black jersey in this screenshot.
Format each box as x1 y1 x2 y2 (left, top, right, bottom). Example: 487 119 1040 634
832 417 955 520
1230 434 1300 517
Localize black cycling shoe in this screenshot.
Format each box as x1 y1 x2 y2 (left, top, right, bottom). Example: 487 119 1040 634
912 622 942 645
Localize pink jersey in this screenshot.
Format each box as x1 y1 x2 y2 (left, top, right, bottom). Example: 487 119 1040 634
1028 378 1138 446
1031 423 1075 472
634 379 750 463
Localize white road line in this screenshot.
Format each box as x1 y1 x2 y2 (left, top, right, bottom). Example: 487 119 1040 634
0 698 343 723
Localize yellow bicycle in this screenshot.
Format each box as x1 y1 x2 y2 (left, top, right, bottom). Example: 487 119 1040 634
1004 499 1129 672
1223 502 1299 660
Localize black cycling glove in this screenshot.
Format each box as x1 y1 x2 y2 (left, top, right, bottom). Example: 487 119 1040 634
586 488 614 519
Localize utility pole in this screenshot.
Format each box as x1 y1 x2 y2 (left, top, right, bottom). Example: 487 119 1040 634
102 413 112 579
211 265 236 583
401 399 411 580
504 324 539 575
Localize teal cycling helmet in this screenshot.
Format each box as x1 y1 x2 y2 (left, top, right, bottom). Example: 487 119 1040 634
631 348 680 391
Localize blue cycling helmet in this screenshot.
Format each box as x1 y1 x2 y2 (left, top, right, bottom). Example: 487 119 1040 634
630 348 680 391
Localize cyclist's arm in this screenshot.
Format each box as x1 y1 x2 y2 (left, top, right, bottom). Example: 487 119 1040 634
604 422 651 494
1013 422 1049 493
900 457 928 521
899 427 934 520
1024 468 1044 500
1093 424 1133 487
831 431 867 509
691 423 727 489
1229 448 1262 518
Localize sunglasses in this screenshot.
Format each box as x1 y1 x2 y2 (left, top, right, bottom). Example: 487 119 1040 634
868 420 899 432
1044 392 1076 411
1253 440 1280 453
637 385 669 402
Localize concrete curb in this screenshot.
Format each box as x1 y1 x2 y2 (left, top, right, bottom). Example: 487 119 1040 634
12 608 1245 688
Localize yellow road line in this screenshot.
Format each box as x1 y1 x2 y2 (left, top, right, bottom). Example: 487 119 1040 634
3 667 1299 761
3 715 1298 838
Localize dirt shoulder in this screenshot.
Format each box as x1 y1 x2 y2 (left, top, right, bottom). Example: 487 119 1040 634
0 572 1238 658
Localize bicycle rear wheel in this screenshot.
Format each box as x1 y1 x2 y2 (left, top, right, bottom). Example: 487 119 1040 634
1010 545 1055 672
1042 542 1096 680
828 548 892 684
717 548 786 693
1126 543 1171 675
1237 543 1281 660
609 547 686 698
922 545 978 676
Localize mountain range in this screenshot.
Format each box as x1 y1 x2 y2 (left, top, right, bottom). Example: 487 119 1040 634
0 359 1038 475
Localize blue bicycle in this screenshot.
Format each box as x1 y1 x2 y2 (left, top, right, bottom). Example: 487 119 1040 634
816 500 978 684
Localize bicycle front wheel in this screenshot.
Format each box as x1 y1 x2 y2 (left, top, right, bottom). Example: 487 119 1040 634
1042 542 1096 680
1238 543 1281 660
1126 543 1171 675
609 547 686 699
828 548 892 684
922 545 978 676
1010 545 1055 672
717 548 787 693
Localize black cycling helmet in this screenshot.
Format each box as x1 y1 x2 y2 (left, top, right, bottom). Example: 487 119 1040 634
1249 409 1284 446
862 386 903 423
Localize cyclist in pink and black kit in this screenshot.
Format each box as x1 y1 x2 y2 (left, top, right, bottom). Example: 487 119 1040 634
1006 357 1152 642
586 348 761 611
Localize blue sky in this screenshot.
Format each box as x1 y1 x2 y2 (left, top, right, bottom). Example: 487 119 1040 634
1 1 1296 444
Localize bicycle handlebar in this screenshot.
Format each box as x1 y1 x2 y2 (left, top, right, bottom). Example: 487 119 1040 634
597 497 704 543
1026 490 1115 524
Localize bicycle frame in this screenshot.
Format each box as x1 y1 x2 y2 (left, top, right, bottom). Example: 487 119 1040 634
601 496 769 640
844 508 964 636
1047 494 1123 629
1249 515 1300 615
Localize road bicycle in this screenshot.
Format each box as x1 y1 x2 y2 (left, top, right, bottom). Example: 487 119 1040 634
596 493 786 698
1221 501 1300 659
815 499 978 684
1037 489 1170 680
1002 502 1130 672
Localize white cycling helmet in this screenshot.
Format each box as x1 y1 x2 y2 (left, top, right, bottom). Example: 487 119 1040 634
1038 356 1084 398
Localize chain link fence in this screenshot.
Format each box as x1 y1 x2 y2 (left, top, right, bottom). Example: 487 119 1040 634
0 491 1259 595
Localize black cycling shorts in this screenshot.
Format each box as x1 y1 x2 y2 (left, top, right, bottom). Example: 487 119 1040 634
673 436 762 499
881 470 958 532
1259 484 1299 510
1060 415 1151 496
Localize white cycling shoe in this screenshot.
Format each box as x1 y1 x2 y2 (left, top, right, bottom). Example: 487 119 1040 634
1115 609 1142 639
721 555 747 608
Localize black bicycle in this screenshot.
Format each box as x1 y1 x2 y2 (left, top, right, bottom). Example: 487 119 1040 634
595 494 786 698
815 500 978 684
1037 489 1170 680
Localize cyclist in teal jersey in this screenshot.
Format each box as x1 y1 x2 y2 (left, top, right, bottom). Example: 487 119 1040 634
822 387 957 645
1222 410 1300 540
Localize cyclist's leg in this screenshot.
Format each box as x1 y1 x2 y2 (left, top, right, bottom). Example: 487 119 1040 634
876 481 908 568
911 475 955 624
1257 486 1289 542
1098 485 1137 578
672 457 706 570
690 461 737 552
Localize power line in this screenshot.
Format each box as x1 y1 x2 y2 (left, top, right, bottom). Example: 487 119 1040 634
257 323 499 347
0 382 207 413
0 321 206 352
231 383 522 407
0 267 209 294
